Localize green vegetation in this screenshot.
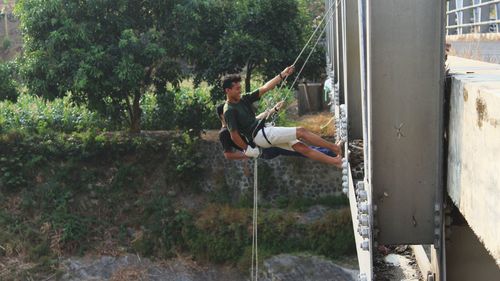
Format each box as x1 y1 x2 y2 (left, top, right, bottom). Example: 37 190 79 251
1 37 11 51
0 61 18 102
0 85 218 135
0 133 354 280
183 0 325 96
15 0 189 133
13 0 324 132
0 0 345 280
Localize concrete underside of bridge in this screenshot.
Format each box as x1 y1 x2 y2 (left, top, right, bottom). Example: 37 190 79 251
447 56 500 268
445 204 500 281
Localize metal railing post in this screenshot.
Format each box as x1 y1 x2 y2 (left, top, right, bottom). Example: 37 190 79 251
479 0 491 33
496 2 500 32
448 0 458 35
462 0 474 34
446 0 500 34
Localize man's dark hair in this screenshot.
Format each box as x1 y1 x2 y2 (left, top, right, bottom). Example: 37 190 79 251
216 103 225 119
221 74 242 91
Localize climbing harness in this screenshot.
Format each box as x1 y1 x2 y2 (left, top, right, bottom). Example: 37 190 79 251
249 1 342 280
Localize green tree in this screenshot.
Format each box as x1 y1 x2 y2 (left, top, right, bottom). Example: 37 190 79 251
0 61 18 102
15 0 184 133
184 0 325 98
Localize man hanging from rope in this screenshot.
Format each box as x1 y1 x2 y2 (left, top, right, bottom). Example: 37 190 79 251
216 103 337 160
222 66 343 167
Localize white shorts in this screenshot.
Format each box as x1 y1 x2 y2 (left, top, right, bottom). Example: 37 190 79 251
254 126 300 151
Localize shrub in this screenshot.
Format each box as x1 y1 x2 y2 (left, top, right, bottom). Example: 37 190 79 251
166 132 203 185
0 61 18 102
1 38 11 52
0 93 107 134
188 204 250 263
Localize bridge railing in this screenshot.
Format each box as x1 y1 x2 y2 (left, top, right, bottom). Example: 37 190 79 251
446 0 500 35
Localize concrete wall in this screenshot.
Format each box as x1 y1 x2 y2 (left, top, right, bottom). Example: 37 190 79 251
447 56 500 265
199 137 343 201
446 224 500 280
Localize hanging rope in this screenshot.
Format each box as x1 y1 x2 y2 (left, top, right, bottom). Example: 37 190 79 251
268 0 341 123
251 159 259 281
249 2 341 280
284 0 338 82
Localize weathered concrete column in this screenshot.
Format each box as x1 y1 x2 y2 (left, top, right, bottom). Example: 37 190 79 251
447 56 500 266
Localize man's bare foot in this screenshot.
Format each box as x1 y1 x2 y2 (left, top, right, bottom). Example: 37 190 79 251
331 155 342 168
332 141 343 157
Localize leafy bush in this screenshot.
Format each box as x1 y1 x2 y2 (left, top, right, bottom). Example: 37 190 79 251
133 196 194 258
308 209 355 257
188 204 250 263
0 85 218 135
166 132 203 185
1 38 11 51
0 93 108 134
0 61 18 102
141 86 219 132
141 91 176 130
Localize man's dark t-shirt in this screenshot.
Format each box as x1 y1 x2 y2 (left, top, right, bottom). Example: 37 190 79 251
223 89 260 141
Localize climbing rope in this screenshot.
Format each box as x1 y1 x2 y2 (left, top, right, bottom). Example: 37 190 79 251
251 159 259 281
250 2 341 280
269 0 341 123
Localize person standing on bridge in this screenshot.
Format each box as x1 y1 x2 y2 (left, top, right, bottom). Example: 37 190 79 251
222 66 342 167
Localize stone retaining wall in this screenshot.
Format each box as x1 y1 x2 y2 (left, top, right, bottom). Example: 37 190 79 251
199 139 342 200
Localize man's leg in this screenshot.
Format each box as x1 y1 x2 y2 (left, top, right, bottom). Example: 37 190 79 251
296 127 342 156
310 146 336 157
260 147 303 159
292 142 342 167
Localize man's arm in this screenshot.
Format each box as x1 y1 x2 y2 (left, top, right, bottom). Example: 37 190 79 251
258 66 295 97
255 101 284 120
229 130 248 150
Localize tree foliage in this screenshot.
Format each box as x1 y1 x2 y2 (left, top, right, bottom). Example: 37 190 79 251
0 61 18 102
183 0 325 98
15 0 185 132
14 0 326 131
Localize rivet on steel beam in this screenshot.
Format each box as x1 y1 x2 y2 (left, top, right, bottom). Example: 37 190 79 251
359 202 369 214
359 214 369 226
359 227 369 238
358 190 367 201
360 240 369 251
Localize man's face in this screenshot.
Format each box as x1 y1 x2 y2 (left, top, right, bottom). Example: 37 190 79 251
225 82 242 100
